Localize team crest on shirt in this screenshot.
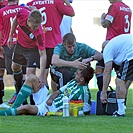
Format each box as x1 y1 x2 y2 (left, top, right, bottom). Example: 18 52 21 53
29 33 35 39
64 88 71 97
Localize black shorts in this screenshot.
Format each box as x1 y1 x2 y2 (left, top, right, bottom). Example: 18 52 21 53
3 45 15 74
50 67 73 89
0 45 26 74
0 57 5 70
12 43 40 68
96 59 120 72
46 48 54 69
117 59 133 81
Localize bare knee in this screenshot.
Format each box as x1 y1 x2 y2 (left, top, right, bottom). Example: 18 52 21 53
12 62 22 72
26 74 38 83
24 74 39 91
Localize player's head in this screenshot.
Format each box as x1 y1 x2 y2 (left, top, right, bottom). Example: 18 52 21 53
62 33 76 55
108 0 118 4
27 9 42 30
74 65 94 84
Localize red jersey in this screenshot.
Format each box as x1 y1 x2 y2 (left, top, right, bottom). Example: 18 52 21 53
0 4 23 46
0 0 8 45
0 0 8 8
16 8 45 50
27 0 74 48
105 2 132 40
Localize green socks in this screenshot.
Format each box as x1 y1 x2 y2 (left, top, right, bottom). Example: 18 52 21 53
13 84 32 108
0 108 17 116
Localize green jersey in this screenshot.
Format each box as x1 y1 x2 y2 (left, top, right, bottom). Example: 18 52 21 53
53 79 91 111
53 42 96 78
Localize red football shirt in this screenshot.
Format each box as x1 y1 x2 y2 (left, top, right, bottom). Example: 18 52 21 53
0 4 23 46
16 8 45 50
27 0 74 48
105 2 132 40
0 0 8 8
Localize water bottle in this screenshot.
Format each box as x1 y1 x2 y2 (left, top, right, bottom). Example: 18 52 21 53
63 96 70 117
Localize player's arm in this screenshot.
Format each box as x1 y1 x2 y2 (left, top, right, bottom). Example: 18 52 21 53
0 11 4 59
82 51 103 64
38 49 47 86
101 13 111 28
101 61 112 103
0 31 4 59
0 31 1 47
46 85 67 106
8 17 18 48
0 10 2 48
52 54 87 69
58 0 75 17
46 90 60 106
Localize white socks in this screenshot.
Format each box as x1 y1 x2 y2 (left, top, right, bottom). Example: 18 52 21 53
117 99 126 115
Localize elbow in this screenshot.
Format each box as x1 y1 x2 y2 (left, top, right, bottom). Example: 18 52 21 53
71 12 75 17
94 52 103 61
101 23 107 28
101 21 110 28
51 60 58 66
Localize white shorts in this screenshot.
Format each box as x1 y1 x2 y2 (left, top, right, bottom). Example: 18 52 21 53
32 86 57 116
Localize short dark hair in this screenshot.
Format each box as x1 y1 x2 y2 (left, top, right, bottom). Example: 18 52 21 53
63 33 76 46
81 66 94 84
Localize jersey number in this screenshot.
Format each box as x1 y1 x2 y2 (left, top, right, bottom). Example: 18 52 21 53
124 15 130 33
39 7 47 25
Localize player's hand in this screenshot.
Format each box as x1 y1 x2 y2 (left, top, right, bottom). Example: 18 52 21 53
7 36 13 49
46 99 53 106
72 57 87 69
101 13 106 19
82 57 94 64
0 46 4 59
100 91 107 104
38 74 45 88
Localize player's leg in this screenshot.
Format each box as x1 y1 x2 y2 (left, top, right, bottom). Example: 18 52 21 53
0 105 38 116
95 40 109 91
50 67 73 92
0 58 5 106
44 48 54 90
24 47 40 105
17 105 38 115
12 74 39 108
114 59 133 116
95 60 104 91
8 44 26 104
0 56 10 108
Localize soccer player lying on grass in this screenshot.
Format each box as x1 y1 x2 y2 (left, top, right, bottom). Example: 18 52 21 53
0 65 94 116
